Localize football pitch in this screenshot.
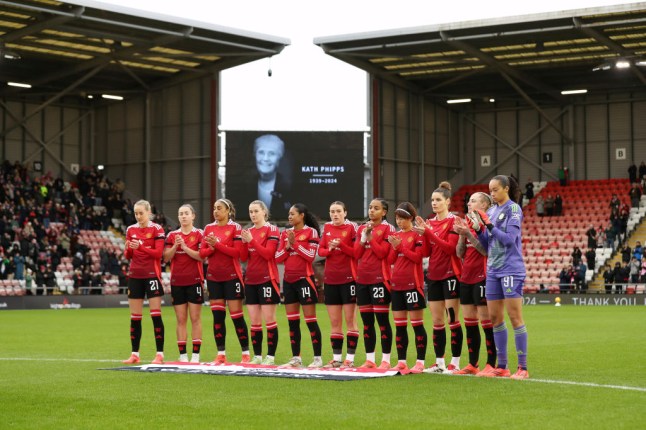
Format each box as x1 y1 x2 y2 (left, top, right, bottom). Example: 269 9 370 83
1 304 644 429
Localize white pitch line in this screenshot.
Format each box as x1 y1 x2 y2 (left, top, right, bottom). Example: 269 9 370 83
525 378 646 393
1 357 646 392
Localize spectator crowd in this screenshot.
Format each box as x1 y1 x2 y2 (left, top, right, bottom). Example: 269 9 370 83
0 160 158 295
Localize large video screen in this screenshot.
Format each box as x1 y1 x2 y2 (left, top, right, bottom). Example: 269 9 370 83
225 131 364 221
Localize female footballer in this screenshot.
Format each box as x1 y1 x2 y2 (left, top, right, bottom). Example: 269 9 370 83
387 203 427 374
275 203 323 368
239 200 281 365
122 200 166 365
318 201 359 369
354 198 396 369
473 175 529 379
452 192 497 375
199 199 250 364
414 182 463 373
163 204 204 363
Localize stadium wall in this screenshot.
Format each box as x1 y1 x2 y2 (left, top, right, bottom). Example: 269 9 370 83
93 76 214 227
462 92 646 185
0 99 91 179
373 76 646 215
374 78 461 220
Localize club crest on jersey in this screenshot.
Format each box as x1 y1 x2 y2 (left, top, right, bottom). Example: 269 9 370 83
377 230 383 236
225 231 231 236
407 236 413 242
498 213 505 221
260 232 266 238
188 236 195 242
298 235 306 241
342 231 348 237
146 233 152 238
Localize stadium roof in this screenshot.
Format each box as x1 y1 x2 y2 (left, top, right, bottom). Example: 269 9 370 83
314 3 646 105
0 0 290 102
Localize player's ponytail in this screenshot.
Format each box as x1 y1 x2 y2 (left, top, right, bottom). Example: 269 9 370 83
433 181 452 209
508 175 521 204
293 203 320 235
216 198 236 221
492 175 521 204
474 192 493 209
134 199 151 212
434 181 452 198
395 202 417 220
371 197 389 222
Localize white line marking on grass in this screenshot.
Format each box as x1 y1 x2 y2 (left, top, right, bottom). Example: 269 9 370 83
525 378 646 392
0 357 122 363
2 357 646 391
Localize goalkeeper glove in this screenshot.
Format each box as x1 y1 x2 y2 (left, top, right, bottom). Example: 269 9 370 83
466 212 481 232
475 209 493 231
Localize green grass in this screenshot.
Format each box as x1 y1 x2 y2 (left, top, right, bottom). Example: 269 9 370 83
0 305 645 429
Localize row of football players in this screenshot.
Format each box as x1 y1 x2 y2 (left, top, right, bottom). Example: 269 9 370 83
120 175 529 378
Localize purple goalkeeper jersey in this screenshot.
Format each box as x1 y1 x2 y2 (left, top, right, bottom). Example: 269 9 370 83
482 200 526 277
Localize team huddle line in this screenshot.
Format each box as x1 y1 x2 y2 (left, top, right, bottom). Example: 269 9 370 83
120 175 529 379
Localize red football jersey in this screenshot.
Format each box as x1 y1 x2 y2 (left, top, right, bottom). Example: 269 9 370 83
275 226 319 283
125 221 165 279
240 223 280 286
459 225 487 284
199 220 243 282
318 220 357 285
388 229 425 293
423 213 462 281
165 227 204 286
354 220 396 285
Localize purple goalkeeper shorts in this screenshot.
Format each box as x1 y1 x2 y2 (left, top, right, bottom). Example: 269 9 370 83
485 275 525 301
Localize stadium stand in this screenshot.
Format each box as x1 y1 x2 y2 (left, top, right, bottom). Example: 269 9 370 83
520 179 637 292
0 161 140 295
590 205 646 291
